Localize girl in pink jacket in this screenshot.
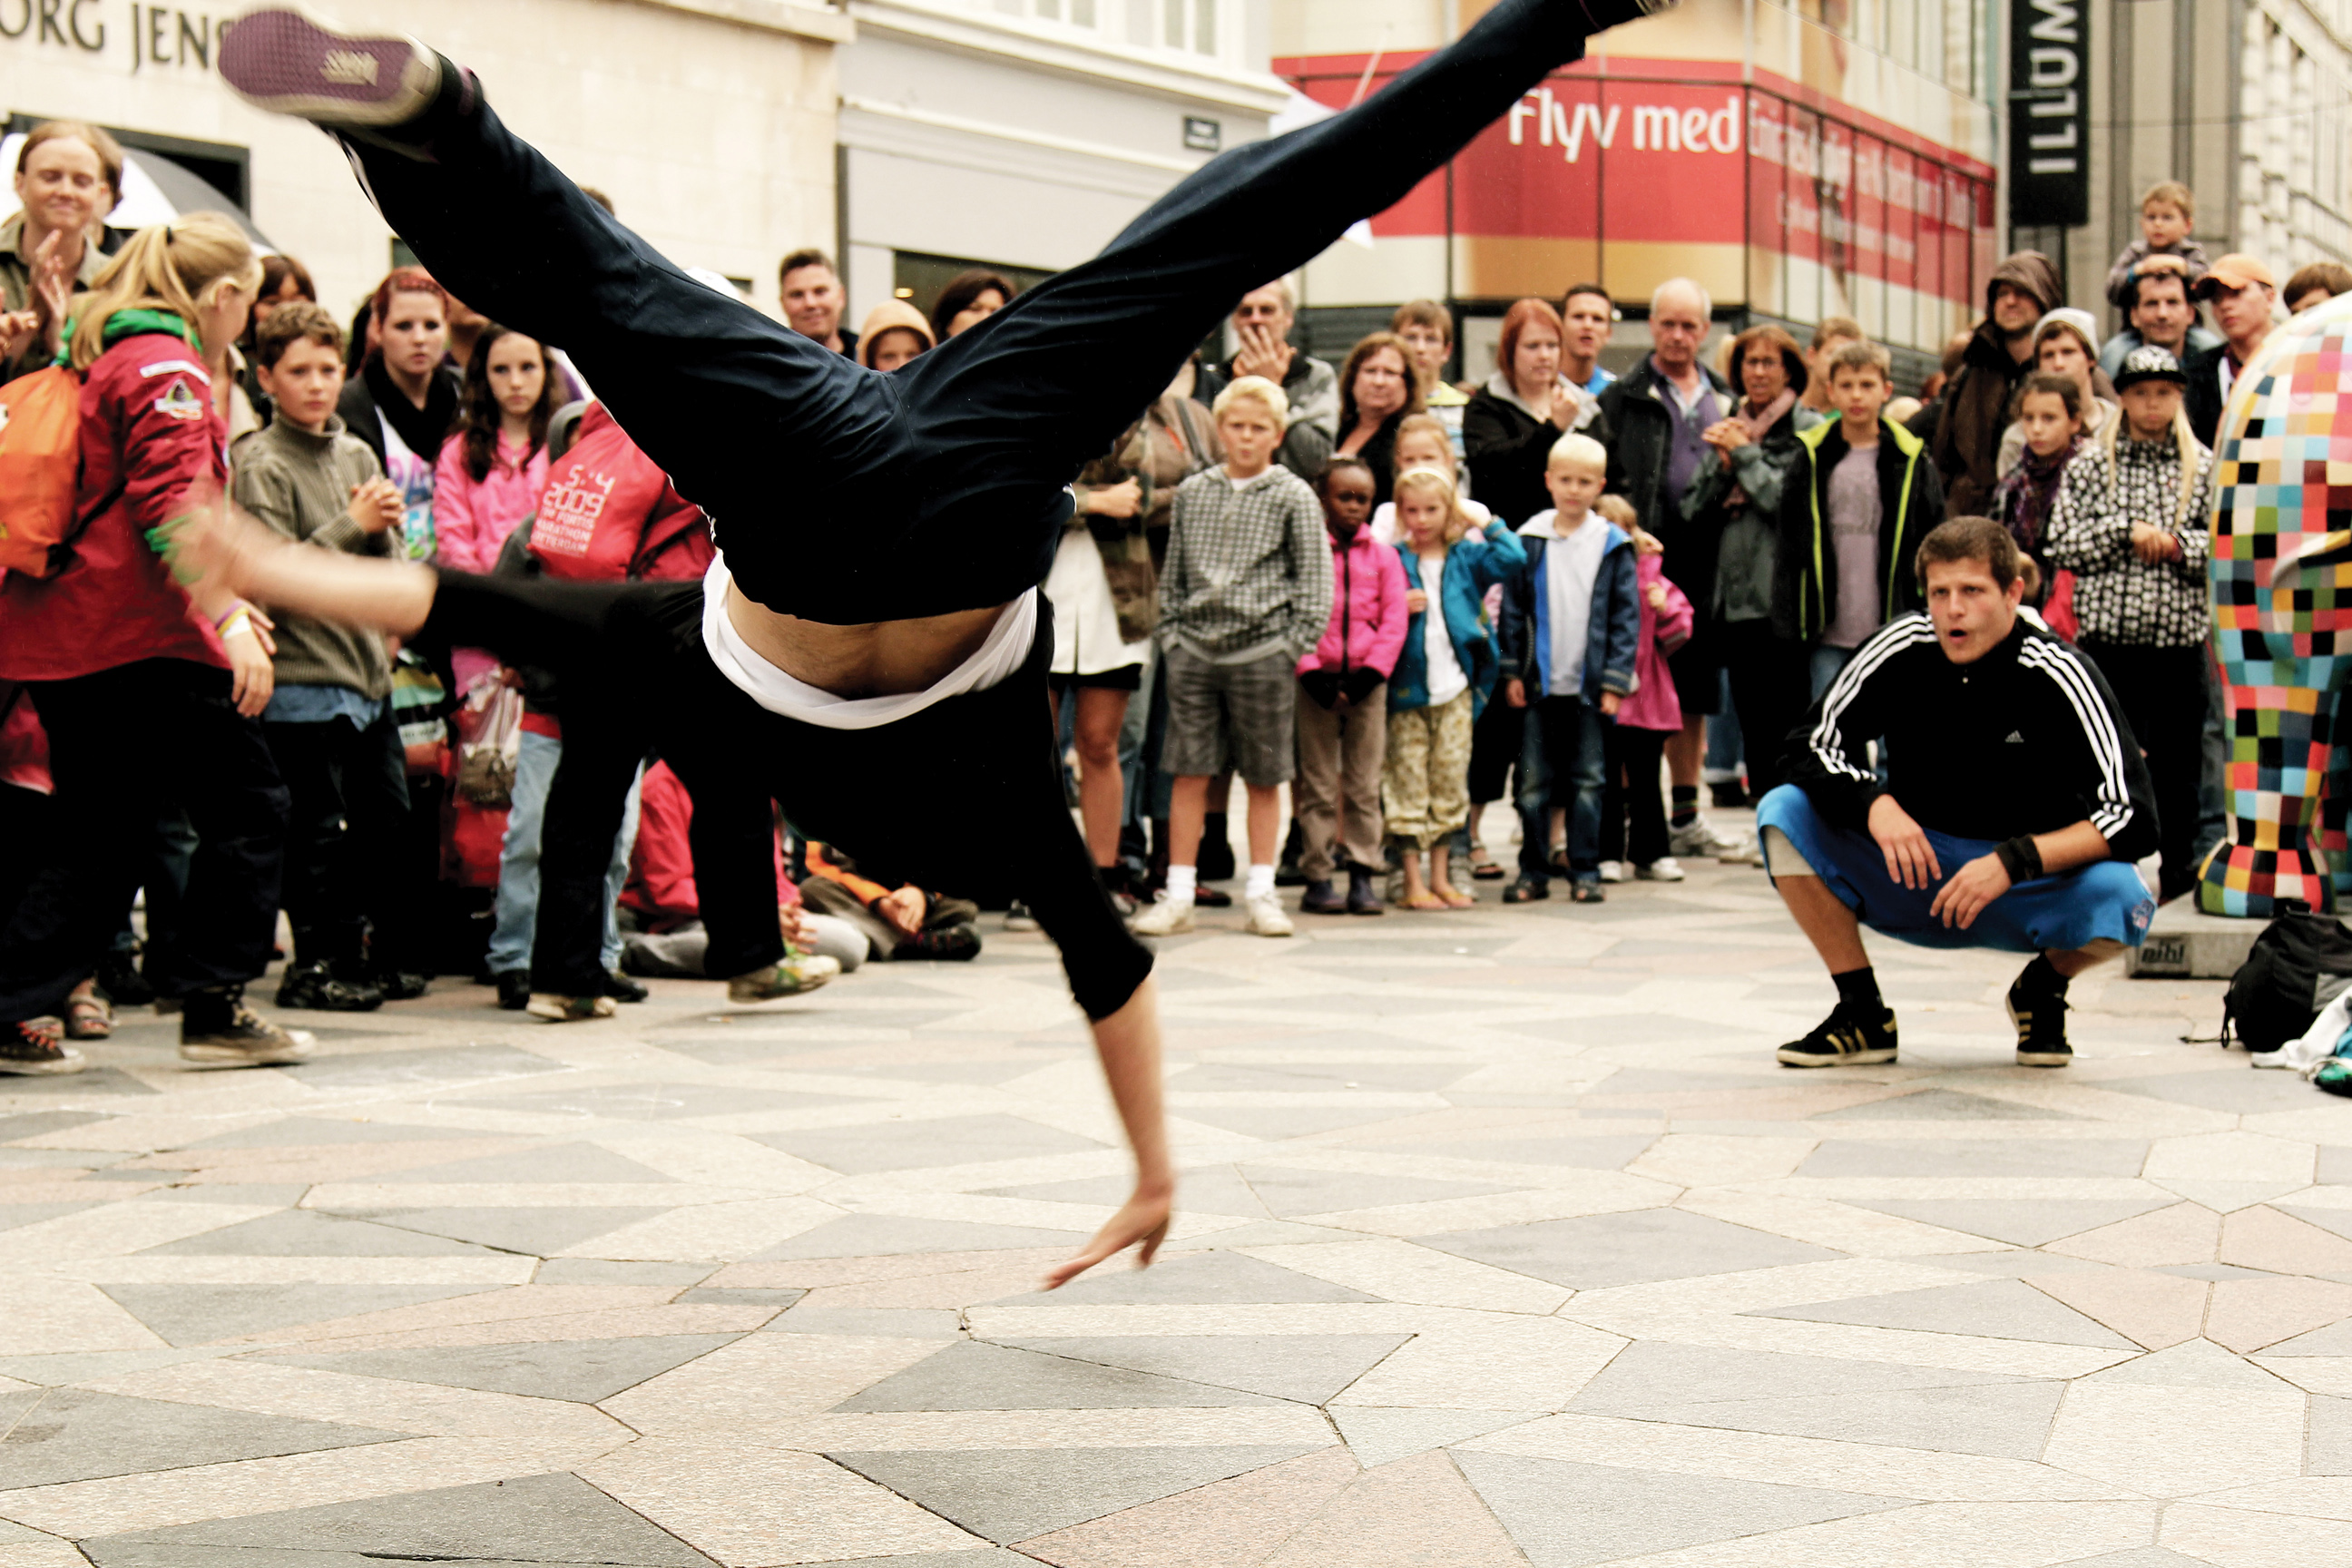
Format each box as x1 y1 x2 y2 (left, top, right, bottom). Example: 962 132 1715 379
1295 456 1410 916
432 325 560 689
1597 495 1694 881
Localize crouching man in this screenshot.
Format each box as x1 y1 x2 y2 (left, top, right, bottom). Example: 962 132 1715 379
1756 517 2159 1069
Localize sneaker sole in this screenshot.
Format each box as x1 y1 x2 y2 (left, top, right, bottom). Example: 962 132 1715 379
1249 925 1295 938
1776 1045 1898 1067
219 6 439 124
524 995 617 1022
179 1043 314 1065
0 1056 88 1075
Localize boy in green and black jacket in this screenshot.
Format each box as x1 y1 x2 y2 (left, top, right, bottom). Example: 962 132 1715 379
1775 339 1945 698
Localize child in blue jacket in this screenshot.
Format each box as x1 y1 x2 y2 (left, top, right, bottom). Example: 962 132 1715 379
1496 434 1640 903
1384 466 1527 908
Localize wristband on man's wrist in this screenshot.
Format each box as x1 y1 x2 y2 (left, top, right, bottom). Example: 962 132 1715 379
211 599 250 630
1993 836 2043 884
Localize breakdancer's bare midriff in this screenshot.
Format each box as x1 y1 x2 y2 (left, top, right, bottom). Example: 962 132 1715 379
724 583 1011 700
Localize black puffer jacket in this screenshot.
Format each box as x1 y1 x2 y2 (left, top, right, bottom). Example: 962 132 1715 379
1595 355 1732 622
1929 251 2063 516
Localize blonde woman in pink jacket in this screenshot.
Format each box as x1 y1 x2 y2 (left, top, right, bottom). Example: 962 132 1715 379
432 324 559 689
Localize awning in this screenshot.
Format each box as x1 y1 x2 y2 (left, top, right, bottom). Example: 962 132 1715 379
0 134 274 250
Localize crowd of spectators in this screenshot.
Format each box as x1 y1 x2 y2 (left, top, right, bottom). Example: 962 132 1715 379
0 117 2334 1076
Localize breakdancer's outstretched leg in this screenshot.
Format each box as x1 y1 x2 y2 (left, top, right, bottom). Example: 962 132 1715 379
207 0 1675 1287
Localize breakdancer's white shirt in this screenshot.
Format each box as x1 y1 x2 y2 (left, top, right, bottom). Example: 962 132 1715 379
701 554 1040 730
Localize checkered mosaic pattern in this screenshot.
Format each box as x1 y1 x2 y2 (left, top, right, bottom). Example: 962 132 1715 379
2201 296 2352 916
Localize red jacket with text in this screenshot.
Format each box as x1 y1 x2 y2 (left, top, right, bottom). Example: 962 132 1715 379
0 322 231 682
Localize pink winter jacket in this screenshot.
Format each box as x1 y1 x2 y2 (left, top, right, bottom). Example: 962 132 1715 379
431 431 550 573
1298 523 1410 681
1617 550 1694 733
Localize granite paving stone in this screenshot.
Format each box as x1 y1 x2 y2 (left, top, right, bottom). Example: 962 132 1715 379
1843 1198 2177 1246
1230 1166 1516 1218
256 1333 746 1402
135 1210 505 1257
826 1446 1325 1543
0 1387 402 1489
1254 1448 1535 1567
995 1334 1413 1405
832 1340 1291 1411
74 1473 716 1563
1567 1340 2041 1416
93 1283 502 1346
749 1214 1090 1262
353 1205 677 1255
1796 1139 2152 1179
1453 1448 1905 1566
1418 1207 1840 1289
990 1250 1385 1306
1748 1278 2141 1348
10 834 2348 1565
1014 1446 1360 1567
368 1141 681 1185
750 1115 1110 1174
1813 1088 2084 1120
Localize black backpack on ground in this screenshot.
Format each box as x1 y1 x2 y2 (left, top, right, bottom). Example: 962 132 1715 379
2222 906 2352 1053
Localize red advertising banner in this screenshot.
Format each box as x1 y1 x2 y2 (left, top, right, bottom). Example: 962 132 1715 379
1282 52 1994 342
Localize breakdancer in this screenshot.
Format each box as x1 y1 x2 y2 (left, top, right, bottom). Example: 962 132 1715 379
198 0 1677 1284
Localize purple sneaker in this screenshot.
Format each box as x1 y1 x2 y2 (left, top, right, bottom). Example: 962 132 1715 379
220 5 439 126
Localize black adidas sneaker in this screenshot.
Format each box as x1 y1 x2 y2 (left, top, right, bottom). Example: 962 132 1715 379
1777 1003 1898 1068
2007 969 2073 1067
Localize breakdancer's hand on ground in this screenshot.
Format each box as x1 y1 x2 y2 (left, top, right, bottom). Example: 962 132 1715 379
1045 1187 1172 1289
1043 975 1176 1289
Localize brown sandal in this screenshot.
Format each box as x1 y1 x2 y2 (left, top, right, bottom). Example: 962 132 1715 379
65 993 114 1041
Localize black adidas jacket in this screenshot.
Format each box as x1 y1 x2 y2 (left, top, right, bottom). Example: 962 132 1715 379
1782 612 2160 859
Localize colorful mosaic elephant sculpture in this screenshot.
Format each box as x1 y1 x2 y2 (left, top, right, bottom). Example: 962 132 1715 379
2201 293 2352 916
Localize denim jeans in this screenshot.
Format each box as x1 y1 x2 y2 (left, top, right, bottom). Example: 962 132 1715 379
1515 694 1608 883
487 730 642 977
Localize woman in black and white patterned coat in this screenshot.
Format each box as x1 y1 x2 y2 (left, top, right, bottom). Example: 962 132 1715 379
2044 344 2216 900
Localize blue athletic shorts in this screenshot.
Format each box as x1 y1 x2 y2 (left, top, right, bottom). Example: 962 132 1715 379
1754 785 2157 955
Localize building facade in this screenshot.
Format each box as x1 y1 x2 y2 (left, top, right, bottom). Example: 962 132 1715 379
1273 0 2001 381
836 0 1285 329
2 0 848 319
2054 0 2352 325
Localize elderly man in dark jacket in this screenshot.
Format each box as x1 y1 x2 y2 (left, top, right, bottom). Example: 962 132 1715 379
1595 278 1737 858
1929 252 2063 516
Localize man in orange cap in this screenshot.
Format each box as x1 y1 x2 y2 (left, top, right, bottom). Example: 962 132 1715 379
2186 254 2279 450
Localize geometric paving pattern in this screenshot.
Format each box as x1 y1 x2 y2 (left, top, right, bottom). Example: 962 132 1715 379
5 834 2352 1565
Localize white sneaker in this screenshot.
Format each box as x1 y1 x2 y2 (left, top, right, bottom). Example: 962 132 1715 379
1669 814 1748 859
1244 893 1295 937
1636 857 1686 881
1596 860 1627 884
1131 897 1195 936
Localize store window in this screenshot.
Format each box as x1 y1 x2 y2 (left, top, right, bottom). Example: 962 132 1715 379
990 0 1223 58
892 250 1057 326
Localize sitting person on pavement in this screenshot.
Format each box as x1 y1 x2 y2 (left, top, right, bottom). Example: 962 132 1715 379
617 760 854 987
1755 516 2159 1072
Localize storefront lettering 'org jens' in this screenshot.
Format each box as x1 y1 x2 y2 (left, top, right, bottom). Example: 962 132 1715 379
2 1 232 73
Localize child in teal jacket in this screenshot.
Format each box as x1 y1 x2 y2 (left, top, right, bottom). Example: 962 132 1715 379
1384 466 1526 907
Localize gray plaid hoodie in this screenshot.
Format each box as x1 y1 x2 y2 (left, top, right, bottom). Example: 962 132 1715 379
1157 464 1334 664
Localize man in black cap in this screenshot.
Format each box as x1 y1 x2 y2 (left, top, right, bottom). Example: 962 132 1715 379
2044 345 2216 903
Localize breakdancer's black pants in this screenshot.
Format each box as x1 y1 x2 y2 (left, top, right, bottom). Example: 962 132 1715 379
352 0 1602 1013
